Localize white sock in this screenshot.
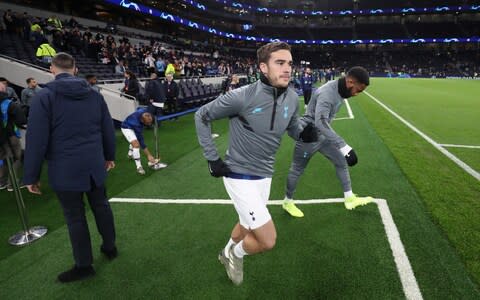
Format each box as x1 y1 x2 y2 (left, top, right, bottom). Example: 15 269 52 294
128 144 133 156
224 238 236 254
132 148 142 168
344 190 354 198
233 240 248 258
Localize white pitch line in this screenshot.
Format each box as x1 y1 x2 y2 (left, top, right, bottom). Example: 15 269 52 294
345 98 354 119
334 99 355 121
364 91 480 181
109 197 423 300
439 144 480 149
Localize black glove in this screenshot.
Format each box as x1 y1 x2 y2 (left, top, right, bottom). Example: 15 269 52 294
299 123 318 143
208 158 231 177
345 149 358 166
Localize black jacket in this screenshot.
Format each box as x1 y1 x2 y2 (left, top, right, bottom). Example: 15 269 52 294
145 79 166 103
0 92 27 146
164 80 179 100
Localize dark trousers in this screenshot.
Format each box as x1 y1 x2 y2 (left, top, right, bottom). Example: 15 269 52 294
56 183 116 267
303 89 312 105
165 97 177 115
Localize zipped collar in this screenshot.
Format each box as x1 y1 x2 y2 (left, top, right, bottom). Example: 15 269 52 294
259 73 287 98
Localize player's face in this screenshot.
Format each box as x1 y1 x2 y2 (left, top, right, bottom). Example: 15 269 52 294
142 113 153 126
346 77 367 97
260 49 292 88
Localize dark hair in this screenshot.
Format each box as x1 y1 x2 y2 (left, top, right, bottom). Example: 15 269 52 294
0 77 7 82
347 66 369 86
52 52 75 70
125 70 136 79
26 77 35 84
85 74 96 80
257 42 291 65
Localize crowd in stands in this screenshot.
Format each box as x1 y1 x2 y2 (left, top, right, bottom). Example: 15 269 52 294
1 7 478 82
1 8 257 80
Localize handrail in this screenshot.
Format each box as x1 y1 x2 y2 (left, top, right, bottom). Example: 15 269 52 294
0 54 50 72
99 85 138 104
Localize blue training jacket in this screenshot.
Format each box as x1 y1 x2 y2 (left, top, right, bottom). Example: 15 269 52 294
121 108 148 149
23 73 116 191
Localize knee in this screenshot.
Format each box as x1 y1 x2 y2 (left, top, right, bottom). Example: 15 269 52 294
131 140 140 148
260 235 276 251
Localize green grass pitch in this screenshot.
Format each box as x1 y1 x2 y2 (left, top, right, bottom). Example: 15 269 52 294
0 78 479 299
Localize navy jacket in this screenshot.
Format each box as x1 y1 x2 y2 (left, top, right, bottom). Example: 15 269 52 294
121 108 147 149
23 73 116 191
301 74 313 91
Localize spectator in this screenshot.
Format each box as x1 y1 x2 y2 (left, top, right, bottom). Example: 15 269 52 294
0 80 27 191
164 73 179 115
0 78 19 101
115 60 126 74
228 74 240 92
85 75 100 93
122 70 139 99
155 56 165 77
36 38 56 65
145 72 166 116
21 77 42 107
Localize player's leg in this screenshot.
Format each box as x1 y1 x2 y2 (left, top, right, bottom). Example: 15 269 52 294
319 143 373 210
220 177 274 285
283 141 319 217
120 128 144 174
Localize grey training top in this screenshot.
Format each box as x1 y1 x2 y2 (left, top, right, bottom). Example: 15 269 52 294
195 80 304 178
303 79 346 149
21 86 42 106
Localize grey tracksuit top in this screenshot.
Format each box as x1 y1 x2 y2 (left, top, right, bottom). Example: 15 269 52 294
195 80 304 178
303 79 347 149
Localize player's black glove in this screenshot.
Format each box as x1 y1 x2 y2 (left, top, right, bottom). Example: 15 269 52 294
299 123 318 143
340 145 358 166
208 158 231 177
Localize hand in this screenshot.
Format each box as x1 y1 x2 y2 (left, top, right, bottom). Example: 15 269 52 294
340 145 358 166
208 158 231 177
27 182 42 195
105 161 115 171
299 123 318 143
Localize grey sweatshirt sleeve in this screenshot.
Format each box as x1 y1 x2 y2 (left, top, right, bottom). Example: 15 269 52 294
194 88 245 161
314 92 346 149
286 101 305 140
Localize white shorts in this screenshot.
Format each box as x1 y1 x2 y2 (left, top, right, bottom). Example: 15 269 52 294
223 176 272 230
121 128 138 143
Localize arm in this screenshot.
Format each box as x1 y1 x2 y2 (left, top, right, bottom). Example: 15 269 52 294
21 89 28 105
100 96 115 162
194 88 244 161
314 93 346 149
286 101 305 140
23 92 50 185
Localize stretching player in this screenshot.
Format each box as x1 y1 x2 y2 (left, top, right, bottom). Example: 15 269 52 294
282 66 373 218
121 108 166 174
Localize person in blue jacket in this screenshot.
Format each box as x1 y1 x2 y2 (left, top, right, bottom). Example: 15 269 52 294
121 108 166 174
23 53 117 283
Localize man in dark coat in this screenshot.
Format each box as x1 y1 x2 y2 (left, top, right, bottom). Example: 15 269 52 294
23 53 117 283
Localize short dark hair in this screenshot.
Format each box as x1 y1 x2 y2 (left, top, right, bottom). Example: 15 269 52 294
257 42 291 65
85 74 96 80
26 77 35 84
347 66 369 86
0 77 7 83
51 52 75 70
